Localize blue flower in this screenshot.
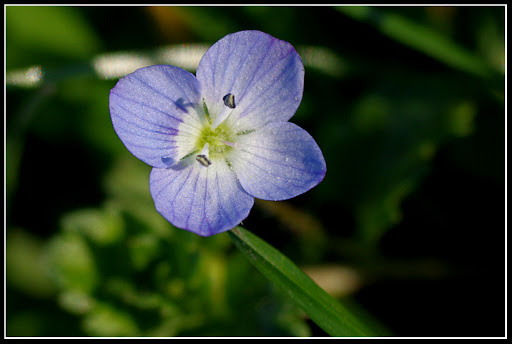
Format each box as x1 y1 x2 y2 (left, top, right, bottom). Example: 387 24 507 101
109 30 326 236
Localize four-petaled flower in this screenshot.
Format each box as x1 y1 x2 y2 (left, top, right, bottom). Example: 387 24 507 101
109 30 326 236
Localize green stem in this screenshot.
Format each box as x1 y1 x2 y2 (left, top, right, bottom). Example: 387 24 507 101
228 226 390 337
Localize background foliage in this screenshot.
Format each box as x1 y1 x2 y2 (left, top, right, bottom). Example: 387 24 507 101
6 5 505 337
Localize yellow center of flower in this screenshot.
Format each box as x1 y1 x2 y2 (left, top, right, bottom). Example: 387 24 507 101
195 121 236 158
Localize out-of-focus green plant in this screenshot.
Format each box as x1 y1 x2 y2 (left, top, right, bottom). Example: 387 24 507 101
35 156 311 337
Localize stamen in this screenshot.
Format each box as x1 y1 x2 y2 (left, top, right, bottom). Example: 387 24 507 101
223 93 236 109
210 93 236 130
196 155 211 167
196 143 212 167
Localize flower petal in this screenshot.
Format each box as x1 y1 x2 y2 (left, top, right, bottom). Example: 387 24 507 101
196 30 304 133
149 157 255 236
228 122 326 201
109 65 204 168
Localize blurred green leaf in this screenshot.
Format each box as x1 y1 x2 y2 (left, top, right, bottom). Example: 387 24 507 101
228 227 388 336
128 234 161 270
6 228 56 298
46 232 98 294
475 9 505 74
318 73 480 245
336 6 495 79
102 156 173 238
60 205 124 245
356 179 415 244
6 6 101 69
57 290 94 315
82 302 140 337
103 156 154 203
41 190 313 336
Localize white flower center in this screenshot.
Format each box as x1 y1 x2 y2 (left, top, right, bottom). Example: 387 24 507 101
192 94 239 166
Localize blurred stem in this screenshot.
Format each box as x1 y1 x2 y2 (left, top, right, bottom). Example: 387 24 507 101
336 6 497 81
6 63 92 208
6 84 56 208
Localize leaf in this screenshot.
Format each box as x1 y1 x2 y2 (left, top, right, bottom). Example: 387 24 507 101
6 228 56 298
46 232 99 294
336 6 495 80
82 302 140 337
6 6 101 68
317 73 479 245
60 205 124 245
228 227 389 337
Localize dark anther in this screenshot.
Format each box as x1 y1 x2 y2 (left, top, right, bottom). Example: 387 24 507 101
196 154 212 167
223 93 236 109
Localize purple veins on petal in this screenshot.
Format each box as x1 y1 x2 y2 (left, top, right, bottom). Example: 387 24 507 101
149 158 254 236
110 30 325 236
196 30 304 131
227 121 326 201
109 65 204 168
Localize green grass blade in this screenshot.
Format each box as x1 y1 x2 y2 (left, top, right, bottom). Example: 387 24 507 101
228 226 388 337
336 6 495 80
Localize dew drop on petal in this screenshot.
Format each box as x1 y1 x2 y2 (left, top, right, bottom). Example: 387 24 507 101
161 156 175 166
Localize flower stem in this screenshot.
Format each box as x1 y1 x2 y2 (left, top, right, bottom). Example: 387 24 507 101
228 226 391 337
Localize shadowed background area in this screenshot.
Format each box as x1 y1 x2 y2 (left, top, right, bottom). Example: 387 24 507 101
6 5 505 337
